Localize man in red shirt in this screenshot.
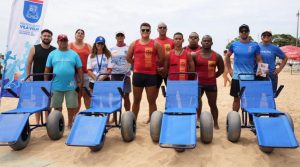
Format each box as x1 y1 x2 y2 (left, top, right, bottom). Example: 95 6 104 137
127 22 163 123
191 35 224 129
164 32 194 80
154 22 174 96
185 32 201 53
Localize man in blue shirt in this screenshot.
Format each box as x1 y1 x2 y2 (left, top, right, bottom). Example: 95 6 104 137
259 30 288 93
45 34 83 128
225 24 263 111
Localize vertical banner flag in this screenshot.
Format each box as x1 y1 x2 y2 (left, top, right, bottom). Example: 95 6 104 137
1 0 48 97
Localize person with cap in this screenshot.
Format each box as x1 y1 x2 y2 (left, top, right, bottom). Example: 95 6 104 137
127 22 163 123
259 30 288 93
191 35 224 129
110 31 131 112
185 32 202 53
69 29 92 114
225 24 263 112
154 22 174 95
44 34 83 128
26 29 56 124
87 36 112 90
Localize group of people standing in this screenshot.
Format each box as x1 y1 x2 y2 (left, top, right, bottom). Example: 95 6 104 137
26 22 288 130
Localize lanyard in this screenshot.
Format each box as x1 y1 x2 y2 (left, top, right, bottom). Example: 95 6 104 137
96 54 104 72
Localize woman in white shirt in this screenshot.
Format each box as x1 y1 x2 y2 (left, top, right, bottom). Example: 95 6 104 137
87 36 113 90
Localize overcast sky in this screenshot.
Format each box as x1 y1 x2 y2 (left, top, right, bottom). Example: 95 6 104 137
0 0 300 54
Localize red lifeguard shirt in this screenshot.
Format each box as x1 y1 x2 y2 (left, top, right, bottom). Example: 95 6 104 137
168 49 189 80
195 51 218 85
185 45 201 53
69 43 90 73
155 37 174 56
133 39 157 75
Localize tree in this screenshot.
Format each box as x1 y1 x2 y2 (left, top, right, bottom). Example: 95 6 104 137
272 34 300 47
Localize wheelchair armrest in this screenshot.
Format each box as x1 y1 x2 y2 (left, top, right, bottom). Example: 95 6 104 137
117 87 124 98
161 86 166 97
41 87 51 97
239 86 245 97
274 85 284 98
83 87 92 97
6 88 19 98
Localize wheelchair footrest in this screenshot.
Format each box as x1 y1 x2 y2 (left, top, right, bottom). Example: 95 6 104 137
66 115 107 146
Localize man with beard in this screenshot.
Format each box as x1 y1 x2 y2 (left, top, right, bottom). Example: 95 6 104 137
26 29 56 124
225 24 263 112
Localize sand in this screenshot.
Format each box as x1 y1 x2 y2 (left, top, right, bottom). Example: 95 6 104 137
0 71 300 167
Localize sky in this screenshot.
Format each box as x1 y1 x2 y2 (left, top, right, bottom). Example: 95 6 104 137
0 0 300 54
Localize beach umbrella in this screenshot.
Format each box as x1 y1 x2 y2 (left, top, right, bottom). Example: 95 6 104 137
280 45 300 61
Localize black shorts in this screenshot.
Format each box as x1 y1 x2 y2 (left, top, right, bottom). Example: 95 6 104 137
132 73 157 87
199 85 217 96
156 74 167 88
230 79 240 97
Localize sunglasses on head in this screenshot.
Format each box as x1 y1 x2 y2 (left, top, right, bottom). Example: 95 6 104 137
158 26 167 30
141 29 150 32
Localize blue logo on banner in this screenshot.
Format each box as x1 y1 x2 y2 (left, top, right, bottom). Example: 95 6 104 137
23 0 43 23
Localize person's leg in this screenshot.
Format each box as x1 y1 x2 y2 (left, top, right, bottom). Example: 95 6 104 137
270 74 278 94
205 89 219 129
131 73 144 120
230 79 240 112
132 86 143 120
35 112 41 124
65 90 79 128
50 91 64 112
75 88 82 114
145 86 158 124
154 74 163 99
82 74 91 109
123 76 132 111
197 86 205 120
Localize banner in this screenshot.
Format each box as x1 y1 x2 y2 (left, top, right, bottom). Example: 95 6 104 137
1 0 48 97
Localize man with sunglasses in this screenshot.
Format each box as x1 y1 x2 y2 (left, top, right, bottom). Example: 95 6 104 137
185 32 202 53
225 24 263 112
127 22 163 124
155 22 174 92
259 30 288 93
45 34 83 128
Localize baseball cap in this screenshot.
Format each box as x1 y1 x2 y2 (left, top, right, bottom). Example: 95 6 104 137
261 29 272 36
116 31 125 36
57 34 68 41
95 36 105 43
239 24 250 32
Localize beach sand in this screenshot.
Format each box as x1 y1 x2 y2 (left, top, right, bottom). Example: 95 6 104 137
0 71 300 167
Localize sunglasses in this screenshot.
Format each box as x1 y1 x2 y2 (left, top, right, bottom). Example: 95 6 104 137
141 29 150 32
189 36 199 40
240 30 249 33
158 26 167 30
262 34 272 37
96 43 104 45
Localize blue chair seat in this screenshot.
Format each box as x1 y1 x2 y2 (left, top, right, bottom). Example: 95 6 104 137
245 108 282 114
165 107 197 114
3 107 48 114
80 106 120 114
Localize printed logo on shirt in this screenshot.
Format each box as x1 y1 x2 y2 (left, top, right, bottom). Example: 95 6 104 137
145 47 153 68
164 44 171 54
208 61 216 78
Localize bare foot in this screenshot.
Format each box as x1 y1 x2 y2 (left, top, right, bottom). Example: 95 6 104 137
214 124 220 130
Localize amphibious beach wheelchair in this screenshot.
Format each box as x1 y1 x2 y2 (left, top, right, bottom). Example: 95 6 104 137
150 72 213 152
226 73 298 153
0 74 65 151
66 74 136 151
